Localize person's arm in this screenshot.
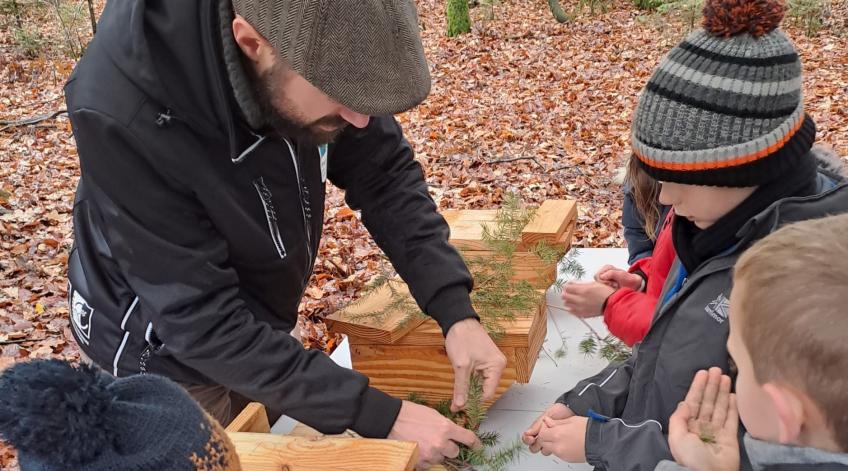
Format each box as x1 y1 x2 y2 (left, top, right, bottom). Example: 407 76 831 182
327 117 477 336
556 355 636 417
602 288 657 346
70 109 399 438
328 117 507 410
584 415 673 471
623 188 655 265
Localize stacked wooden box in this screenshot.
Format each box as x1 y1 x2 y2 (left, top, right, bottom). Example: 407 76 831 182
326 200 577 405
443 199 577 289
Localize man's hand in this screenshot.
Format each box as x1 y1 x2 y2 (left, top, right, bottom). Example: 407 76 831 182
444 318 507 412
523 402 574 451
668 368 740 471
534 416 589 462
388 400 482 470
562 281 616 318
595 265 643 291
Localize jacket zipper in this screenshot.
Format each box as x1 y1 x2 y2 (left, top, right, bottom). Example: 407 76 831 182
282 138 315 286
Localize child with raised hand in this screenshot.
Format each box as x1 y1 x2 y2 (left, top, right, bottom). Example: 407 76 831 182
564 157 675 346
661 214 848 471
524 0 848 467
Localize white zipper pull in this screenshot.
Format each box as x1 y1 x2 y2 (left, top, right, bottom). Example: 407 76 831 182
318 144 328 183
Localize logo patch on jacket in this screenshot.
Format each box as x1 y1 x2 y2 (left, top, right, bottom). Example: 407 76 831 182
705 293 730 324
71 290 94 344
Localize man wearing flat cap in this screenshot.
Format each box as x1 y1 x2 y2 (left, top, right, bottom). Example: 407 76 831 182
64 0 505 466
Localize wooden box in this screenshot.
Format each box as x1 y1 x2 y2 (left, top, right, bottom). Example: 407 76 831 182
337 294 547 405
443 199 577 289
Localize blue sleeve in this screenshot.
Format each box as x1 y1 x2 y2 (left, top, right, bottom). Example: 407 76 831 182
623 188 655 265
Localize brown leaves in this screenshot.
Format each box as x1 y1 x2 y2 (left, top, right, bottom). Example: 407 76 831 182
0 3 846 468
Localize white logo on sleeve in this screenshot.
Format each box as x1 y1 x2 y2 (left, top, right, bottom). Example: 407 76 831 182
71 290 95 344
705 293 730 324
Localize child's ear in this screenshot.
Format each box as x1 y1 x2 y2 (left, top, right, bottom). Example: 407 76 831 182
762 383 804 445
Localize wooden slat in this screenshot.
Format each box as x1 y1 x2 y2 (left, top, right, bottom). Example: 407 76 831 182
226 402 270 433
289 424 359 439
282 423 446 471
520 200 578 248
350 344 517 405
443 209 499 251
325 281 428 345
516 302 548 382
229 432 418 471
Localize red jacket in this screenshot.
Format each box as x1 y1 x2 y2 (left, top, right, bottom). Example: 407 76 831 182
603 212 675 346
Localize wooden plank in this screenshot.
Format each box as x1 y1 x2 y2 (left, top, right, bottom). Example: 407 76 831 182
386 314 537 348
520 200 578 248
289 424 359 439
444 209 499 251
226 402 270 433
325 281 428 345
283 424 446 471
350 344 517 405
516 303 548 382
229 432 418 471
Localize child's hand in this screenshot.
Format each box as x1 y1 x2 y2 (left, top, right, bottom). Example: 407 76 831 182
668 368 740 471
595 265 643 291
534 416 589 462
523 403 574 450
563 281 616 318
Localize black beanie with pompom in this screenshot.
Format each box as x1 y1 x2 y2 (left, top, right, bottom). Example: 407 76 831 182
0 359 242 470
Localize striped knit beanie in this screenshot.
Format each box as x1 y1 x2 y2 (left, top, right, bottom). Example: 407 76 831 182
632 0 816 187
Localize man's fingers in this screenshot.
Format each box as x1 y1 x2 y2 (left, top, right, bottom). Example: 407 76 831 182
448 423 481 449
480 366 503 402
442 440 461 460
684 369 709 418
697 367 723 423
451 364 471 412
711 375 732 427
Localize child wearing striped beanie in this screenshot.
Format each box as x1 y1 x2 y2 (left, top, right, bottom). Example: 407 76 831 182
524 0 848 468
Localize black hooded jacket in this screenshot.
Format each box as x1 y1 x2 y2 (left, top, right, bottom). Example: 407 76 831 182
64 0 477 438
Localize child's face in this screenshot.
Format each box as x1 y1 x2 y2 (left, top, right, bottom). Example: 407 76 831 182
659 182 757 229
728 281 782 443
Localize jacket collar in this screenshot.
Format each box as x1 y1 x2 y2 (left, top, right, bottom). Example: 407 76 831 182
745 434 848 470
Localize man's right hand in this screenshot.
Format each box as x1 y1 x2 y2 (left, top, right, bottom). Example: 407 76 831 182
388 400 481 470
522 402 575 453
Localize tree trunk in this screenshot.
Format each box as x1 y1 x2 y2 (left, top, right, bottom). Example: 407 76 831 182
10 0 23 28
86 0 97 35
446 0 471 37
548 0 571 23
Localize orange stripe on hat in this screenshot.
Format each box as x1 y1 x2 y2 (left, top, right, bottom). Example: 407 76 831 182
635 114 805 172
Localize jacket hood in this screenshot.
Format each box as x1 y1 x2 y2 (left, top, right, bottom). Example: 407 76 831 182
94 0 232 139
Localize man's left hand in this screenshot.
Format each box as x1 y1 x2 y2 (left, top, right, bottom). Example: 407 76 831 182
535 416 589 462
444 318 507 412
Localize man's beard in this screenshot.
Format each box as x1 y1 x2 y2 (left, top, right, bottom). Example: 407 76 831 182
250 62 347 145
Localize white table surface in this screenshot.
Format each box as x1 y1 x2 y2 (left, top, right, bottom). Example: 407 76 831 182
274 248 631 470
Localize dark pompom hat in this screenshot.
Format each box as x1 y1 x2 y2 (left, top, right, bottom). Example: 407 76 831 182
0 360 241 470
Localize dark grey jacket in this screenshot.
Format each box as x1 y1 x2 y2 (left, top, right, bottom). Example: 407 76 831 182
558 157 848 470
656 434 848 471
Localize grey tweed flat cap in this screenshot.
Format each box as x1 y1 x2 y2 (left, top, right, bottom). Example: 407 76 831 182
232 0 432 116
